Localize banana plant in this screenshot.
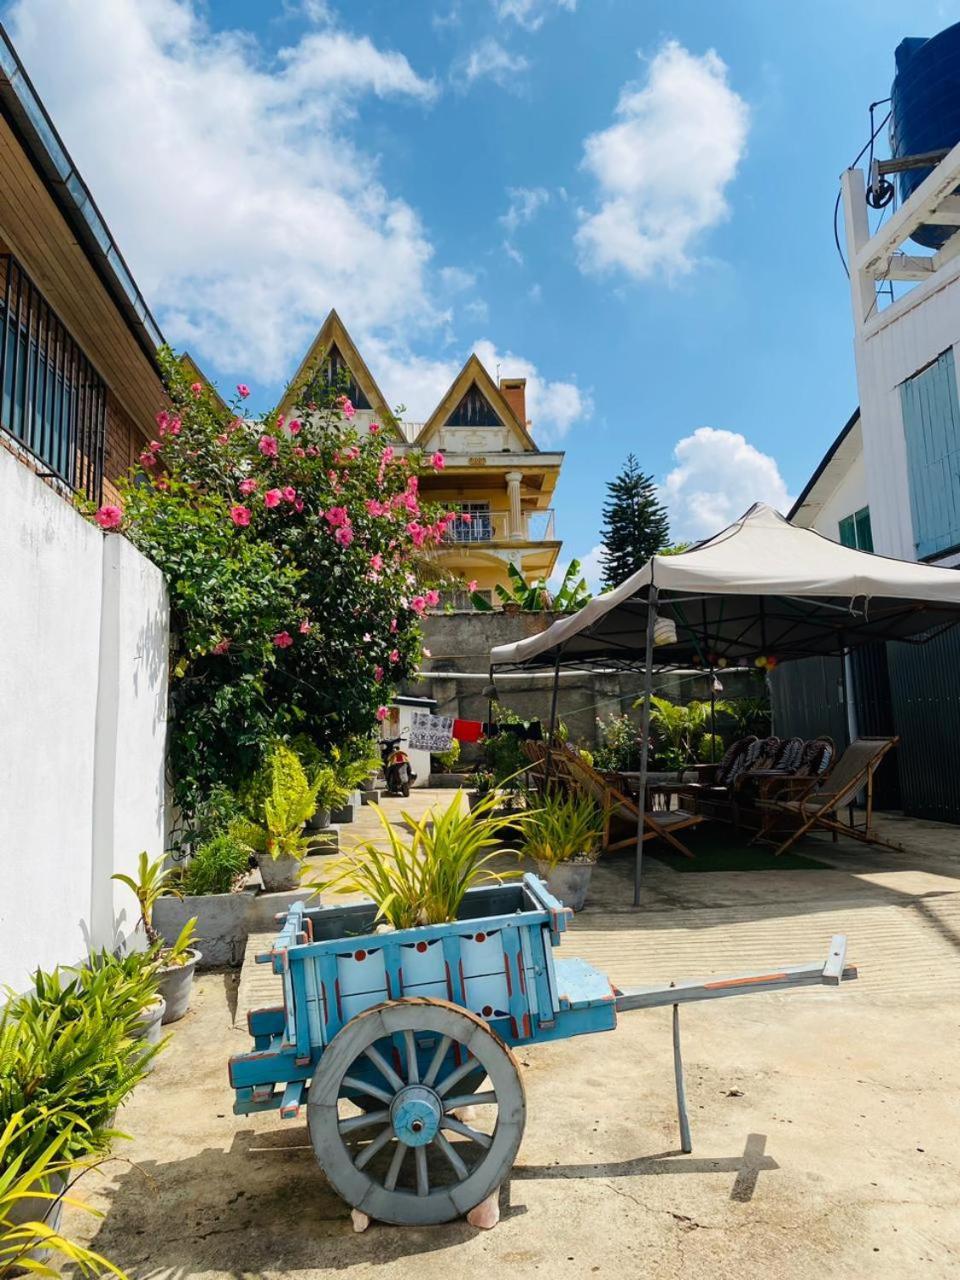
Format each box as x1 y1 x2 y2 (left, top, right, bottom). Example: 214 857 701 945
469 559 591 613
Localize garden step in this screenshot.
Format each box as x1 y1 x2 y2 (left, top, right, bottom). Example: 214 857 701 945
234 931 282 1030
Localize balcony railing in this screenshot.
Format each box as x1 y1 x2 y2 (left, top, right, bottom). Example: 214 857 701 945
443 508 556 544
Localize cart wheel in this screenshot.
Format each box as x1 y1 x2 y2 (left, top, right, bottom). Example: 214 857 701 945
308 998 525 1226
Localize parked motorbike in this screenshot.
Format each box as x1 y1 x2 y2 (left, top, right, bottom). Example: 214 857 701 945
380 736 416 797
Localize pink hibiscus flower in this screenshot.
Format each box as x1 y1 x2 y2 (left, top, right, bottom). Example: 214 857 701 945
425 589 440 607
409 596 427 615
299 619 312 634
335 525 354 547
190 381 203 398
264 489 282 509
375 706 389 722
273 631 293 649
282 486 297 502
325 506 348 527
468 579 478 592
212 638 231 655
237 383 250 399
258 435 279 458
288 419 302 435
94 504 123 530
431 451 445 470
374 666 384 683
337 395 356 419
230 505 252 527
239 478 258 495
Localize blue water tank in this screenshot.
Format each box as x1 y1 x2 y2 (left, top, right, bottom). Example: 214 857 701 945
890 21 960 249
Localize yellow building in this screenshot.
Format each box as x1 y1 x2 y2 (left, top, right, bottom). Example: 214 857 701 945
281 311 564 601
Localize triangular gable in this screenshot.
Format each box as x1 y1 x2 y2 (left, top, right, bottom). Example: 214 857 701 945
179 351 230 416
415 353 537 451
277 309 401 438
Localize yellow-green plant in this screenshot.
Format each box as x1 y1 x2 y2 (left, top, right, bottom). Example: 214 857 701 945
314 792 522 928
111 854 197 967
236 743 320 861
522 789 602 868
111 851 181 945
0 1114 126 1279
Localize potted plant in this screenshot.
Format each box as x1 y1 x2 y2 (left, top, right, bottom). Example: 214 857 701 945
521 789 602 912
468 769 496 811
152 830 256 968
314 791 522 928
235 744 318 891
112 852 201 1022
82 948 167 1066
1 1116 127 1279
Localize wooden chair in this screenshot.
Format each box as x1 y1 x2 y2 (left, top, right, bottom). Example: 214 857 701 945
758 737 901 855
557 750 703 859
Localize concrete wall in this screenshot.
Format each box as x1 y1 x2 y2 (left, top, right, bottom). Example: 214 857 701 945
809 450 869 542
0 448 168 991
411 611 760 759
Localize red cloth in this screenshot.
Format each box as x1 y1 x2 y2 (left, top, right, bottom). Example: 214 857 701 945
453 718 484 743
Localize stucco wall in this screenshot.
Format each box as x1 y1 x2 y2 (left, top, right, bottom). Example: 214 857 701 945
0 448 168 991
810 450 869 542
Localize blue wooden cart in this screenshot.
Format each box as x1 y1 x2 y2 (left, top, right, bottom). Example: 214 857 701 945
229 874 855 1225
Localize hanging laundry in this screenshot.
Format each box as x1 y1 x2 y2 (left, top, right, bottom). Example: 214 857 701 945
452 718 484 744
408 712 454 752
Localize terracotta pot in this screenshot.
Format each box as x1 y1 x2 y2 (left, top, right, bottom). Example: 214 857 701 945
158 949 201 1023
256 852 303 892
540 860 594 912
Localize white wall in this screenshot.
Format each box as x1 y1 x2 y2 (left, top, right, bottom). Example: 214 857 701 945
0 449 168 991
810 451 869 542
853 261 960 562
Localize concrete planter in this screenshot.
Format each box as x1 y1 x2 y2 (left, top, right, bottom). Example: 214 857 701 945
134 995 166 1071
540 860 595 912
307 807 331 832
257 852 302 892
155 889 256 969
7 1174 65 1272
158 949 201 1023
360 789 381 806
330 802 355 825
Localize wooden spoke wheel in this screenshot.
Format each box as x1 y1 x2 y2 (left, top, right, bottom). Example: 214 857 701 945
308 998 525 1225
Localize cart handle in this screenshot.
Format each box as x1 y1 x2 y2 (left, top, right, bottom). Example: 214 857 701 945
614 934 856 1014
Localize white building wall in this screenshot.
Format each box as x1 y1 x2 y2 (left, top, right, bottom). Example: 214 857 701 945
850 229 960 561
0 448 168 991
808 451 870 541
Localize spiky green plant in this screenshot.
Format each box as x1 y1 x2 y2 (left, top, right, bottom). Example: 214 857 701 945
522 789 602 869
0 1113 128 1279
314 792 523 928
179 832 250 896
111 851 181 944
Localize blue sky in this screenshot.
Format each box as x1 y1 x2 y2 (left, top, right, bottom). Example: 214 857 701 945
5 0 960 582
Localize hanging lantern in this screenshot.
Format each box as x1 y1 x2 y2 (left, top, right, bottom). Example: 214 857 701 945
653 616 677 646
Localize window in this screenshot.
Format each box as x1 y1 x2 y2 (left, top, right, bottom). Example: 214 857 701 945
838 506 873 552
900 348 960 558
446 385 501 427
449 501 493 542
321 343 371 410
0 254 106 502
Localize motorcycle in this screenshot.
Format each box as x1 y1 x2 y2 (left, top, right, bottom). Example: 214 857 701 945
380 735 416 798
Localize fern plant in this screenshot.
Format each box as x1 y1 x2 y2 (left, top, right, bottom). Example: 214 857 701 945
314 792 522 928
0 1114 127 1279
633 695 734 766
236 743 321 862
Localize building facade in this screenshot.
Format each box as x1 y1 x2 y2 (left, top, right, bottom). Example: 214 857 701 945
280 310 564 600
785 133 960 821
0 25 165 508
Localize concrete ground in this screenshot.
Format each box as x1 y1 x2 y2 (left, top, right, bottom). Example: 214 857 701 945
66 793 960 1279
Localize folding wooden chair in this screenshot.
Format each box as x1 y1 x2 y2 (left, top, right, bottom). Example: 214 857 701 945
559 751 702 859
758 737 901 855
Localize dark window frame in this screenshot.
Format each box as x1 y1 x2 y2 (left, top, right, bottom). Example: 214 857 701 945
0 253 106 503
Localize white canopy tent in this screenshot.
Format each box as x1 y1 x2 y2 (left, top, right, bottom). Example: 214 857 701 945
489 504 960 902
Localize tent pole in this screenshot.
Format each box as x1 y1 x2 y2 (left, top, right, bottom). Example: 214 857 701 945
634 584 659 907
544 652 561 790
709 668 717 762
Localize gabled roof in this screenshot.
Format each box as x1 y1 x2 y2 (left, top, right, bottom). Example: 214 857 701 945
414 353 538 451
788 408 861 526
277 309 400 437
179 351 230 415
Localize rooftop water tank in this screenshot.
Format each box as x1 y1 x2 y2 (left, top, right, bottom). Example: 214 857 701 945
890 20 960 249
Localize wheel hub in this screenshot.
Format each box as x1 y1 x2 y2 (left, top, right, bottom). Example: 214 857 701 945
390 1085 442 1147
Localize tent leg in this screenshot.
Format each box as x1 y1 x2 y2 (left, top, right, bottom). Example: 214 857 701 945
544 653 561 790
634 585 659 907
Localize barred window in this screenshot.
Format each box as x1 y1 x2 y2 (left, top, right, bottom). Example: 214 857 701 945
0 254 106 503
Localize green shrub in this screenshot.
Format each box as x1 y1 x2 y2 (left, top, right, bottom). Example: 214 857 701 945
235 743 321 861
522 790 602 868
179 832 250 896
432 739 461 772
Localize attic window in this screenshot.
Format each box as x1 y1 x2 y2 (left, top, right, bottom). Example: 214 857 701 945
323 343 371 410
446 384 501 427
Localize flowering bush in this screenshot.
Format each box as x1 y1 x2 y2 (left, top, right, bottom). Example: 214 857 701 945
99 351 448 815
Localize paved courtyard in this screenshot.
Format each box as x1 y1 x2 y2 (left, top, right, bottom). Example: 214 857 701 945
65 793 960 1279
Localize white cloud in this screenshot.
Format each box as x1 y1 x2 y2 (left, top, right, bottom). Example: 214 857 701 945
500 186 550 235
4 0 442 384
494 0 576 31
551 543 605 593
459 38 530 87
660 428 791 540
473 339 591 442
439 266 477 292
575 41 749 281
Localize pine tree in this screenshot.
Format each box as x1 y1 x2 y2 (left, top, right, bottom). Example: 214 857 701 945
599 454 670 589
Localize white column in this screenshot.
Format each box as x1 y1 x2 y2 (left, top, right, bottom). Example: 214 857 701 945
505 471 523 539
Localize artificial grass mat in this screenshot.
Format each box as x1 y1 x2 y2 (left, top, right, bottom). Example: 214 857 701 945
646 828 831 872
